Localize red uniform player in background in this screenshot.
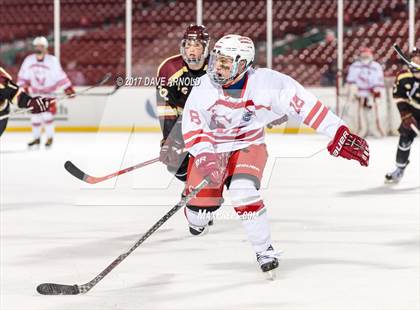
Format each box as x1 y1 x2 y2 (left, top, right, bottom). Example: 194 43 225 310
17 36 75 148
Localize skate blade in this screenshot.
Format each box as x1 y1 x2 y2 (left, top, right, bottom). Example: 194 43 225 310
384 179 399 185
264 268 278 281
27 145 40 150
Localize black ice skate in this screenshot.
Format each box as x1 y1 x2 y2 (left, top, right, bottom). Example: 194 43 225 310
385 167 406 184
45 138 53 148
27 138 40 148
188 223 209 236
256 245 279 279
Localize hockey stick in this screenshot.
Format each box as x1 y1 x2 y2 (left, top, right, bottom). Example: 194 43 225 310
410 123 420 135
36 177 209 295
393 44 420 71
0 107 31 120
64 157 160 184
54 73 114 101
0 74 119 121
73 84 121 97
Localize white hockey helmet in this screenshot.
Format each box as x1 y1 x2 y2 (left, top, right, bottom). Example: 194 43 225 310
32 36 48 48
208 34 255 85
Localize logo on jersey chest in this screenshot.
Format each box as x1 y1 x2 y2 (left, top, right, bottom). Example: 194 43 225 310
242 110 255 122
207 98 258 129
34 69 46 86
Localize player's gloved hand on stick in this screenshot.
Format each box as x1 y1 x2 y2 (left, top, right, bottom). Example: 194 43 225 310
327 125 369 167
194 152 223 185
27 97 56 114
64 86 76 98
401 111 418 130
159 137 184 167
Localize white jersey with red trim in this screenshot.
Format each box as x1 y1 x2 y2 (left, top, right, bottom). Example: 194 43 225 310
17 54 72 95
346 60 384 97
182 68 345 156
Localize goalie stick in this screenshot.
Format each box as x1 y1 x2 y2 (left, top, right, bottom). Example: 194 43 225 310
64 157 160 184
36 177 210 295
393 44 420 71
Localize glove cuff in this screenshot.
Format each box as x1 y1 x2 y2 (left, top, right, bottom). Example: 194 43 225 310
17 92 31 109
327 125 350 157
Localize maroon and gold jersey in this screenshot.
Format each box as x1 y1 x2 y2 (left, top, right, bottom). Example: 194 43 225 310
0 67 23 111
156 54 207 141
393 70 420 114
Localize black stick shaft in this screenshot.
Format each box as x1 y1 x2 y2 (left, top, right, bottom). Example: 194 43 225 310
37 178 209 295
78 178 208 293
393 44 420 70
393 44 411 65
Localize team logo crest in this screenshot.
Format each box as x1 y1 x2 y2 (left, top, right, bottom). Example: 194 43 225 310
242 110 254 122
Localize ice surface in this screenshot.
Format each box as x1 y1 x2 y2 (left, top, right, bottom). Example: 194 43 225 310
1 132 419 310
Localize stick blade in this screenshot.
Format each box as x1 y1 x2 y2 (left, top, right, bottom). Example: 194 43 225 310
36 283 80 295
64 161 88 182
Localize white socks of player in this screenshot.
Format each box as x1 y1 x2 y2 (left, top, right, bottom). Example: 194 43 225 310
31 114 42 140
31 112 54 143
43 112 55 139
230 178 279 273
184 177 279 273
229 178 272 252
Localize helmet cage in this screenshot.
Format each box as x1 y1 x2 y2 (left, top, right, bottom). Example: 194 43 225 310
208 50 251 86
180 39 209 65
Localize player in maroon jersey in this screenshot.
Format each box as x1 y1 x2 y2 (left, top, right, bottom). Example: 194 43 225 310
156 24 210 181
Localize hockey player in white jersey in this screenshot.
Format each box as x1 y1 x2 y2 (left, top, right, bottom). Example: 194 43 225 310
345 47 386 137
17 36 75 148
182 35 369 276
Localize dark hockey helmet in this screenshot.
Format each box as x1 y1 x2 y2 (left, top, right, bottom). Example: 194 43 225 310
180 24 210 65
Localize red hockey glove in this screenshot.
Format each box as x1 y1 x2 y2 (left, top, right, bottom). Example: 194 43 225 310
327 125 369 167
28 97 56 114
64 86 76 98
159 137 184 167
194 152 223 185
400 111 418 130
